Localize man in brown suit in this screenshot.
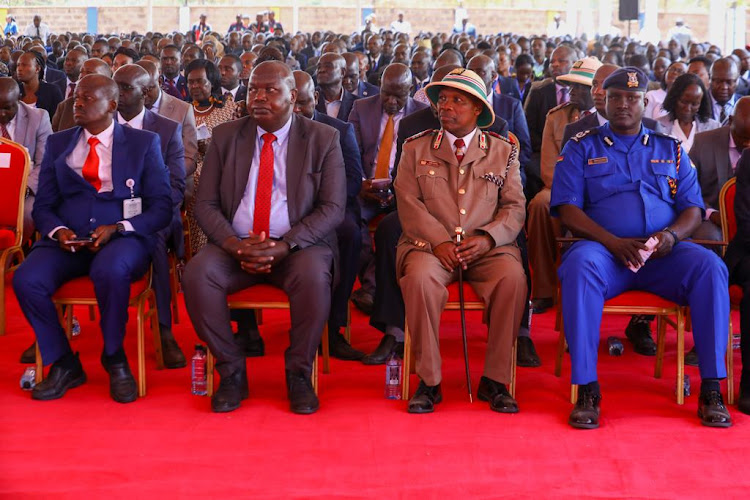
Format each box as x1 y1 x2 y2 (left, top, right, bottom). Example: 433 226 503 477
182 61 345 415
395 69 527 414
526 57 600 313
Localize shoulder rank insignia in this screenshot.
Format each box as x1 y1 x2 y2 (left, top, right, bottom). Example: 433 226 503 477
650 130 683 145
548 101 572 114
603 136 614 147
571 128 597 143
432 128 444 149
404 129 436 144
642 134 650 145
485 130 515 145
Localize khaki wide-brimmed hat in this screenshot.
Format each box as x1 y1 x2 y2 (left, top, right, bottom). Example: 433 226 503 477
556 56 602 87
424 68 495 128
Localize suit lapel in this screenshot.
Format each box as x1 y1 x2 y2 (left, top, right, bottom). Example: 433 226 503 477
15 102 29 146
57 127 93 188
434 133 459 167
315 90 326 114
286 115 306 222
111 122 128 197
460 131 488 167
233 118 256 214
717 127 732 188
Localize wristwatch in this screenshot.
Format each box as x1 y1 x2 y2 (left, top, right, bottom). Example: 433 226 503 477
116 222 127 234
286 240 300 254
662 227 679 246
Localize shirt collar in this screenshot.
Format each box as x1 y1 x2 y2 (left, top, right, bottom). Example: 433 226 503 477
221 84 240 94
325 87 344 103
152 91 163 112
257 115 293 146
730 132 737 150
443 127 478 150
83 119 115 148
117 108 146 129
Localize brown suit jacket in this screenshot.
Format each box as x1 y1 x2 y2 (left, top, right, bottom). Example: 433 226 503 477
158 92 198 178
540 102 581 189
394 129 525 268
51 96 75 133
195 113 346 253
690 125 733 211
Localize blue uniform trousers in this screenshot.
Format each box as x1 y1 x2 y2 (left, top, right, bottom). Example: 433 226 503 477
13 238 151 365
559 240 729 384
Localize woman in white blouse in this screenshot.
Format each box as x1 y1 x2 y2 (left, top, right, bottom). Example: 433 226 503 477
656 72 721 152
644 60 687 121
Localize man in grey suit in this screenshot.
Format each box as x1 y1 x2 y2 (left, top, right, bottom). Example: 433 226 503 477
52 58 113 133
347 64 428 313
136 60 198 195
182 62 346 415
0 77 52 241
691 97 750 241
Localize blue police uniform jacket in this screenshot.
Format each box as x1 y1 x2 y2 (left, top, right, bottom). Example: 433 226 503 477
550 122 704 237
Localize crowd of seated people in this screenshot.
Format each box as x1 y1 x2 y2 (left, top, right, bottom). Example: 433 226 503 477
4 13 750 429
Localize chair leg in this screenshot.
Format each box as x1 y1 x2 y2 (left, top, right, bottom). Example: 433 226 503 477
35 343 43 383
555 330 566 377
207 351 215 398
65 305 74 340
321 324 330 374
570 384 578 405
676 308 685 405
655 315 667 379
312 351 319 395
169 255 180 325
727 317 735 405
137 297 147 397
344 301 351 342
510 338 517 398
88 304 96 321
149 291 164 369
401 321 411 401
255 309 263 325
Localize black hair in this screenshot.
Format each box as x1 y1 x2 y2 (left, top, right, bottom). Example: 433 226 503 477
688 55 712 72
662 72 713 123
514 53 534 69
185 58 221 99
221 52 242 73
114 46 140 63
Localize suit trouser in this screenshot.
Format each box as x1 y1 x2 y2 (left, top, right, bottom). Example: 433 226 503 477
23 195 35 243
151 215 184 329
329 212 362 332
358 200 392 294
527 188 559 300
729 255 750 386
182 243 333 379
13 238 151 365
559 241 729 385
371 211 532 337
399 250 527 387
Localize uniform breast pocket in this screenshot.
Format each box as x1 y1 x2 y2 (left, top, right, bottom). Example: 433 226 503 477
583 162 617 203
473 167 502 203
416 164 448 200
650 162 677 203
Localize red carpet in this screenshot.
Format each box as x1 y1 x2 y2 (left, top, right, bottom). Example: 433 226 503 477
1 285 748 498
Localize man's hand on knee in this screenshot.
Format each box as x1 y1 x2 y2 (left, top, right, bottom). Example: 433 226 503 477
456 235 494 270
433 242 459 271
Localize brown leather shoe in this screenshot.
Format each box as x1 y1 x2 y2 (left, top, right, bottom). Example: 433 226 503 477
408 380 442 414
698 390 732 428
568 387 601 429
477 376 518 413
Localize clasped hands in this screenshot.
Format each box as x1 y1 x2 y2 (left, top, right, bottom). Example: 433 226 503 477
223 231 290 274
360 178 393 208
433 234 494 271
55 225 119 253
605 230 675 269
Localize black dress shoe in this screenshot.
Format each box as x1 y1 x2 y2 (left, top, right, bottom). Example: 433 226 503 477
212 368 249 413
103 361 138 403
408 380 442 414
738 384 750 415
698 390 732 428
328 331 365 361
362 334 402 365
351 288 374 316
234 330 265 357
161 335 187 369
625 317 657 356
685 347 699 367
20 342 36 364
286 371 319 414
31 353 87 401
516 336 541 367
531 297 554 314
568 387 601 429
477 376 518 413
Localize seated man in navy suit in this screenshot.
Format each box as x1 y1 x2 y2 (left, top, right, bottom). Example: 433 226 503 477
13 74 172 404
113 63 187 369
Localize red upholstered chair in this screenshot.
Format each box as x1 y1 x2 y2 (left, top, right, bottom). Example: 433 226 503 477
720 177 738 404
0 137 31 336
205 284 329 397
34 273 164 398
401 282 518 401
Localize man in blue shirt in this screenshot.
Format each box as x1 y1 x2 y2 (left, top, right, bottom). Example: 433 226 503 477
551 67 732 429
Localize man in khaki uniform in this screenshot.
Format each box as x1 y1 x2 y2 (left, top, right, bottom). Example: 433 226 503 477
527 57 601 313
394 69 527 414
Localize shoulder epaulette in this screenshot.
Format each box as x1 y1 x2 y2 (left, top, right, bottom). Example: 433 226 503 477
571 128 598 143
404 129 437 144
484 130 513 144
547 101 572 114
649 130 682 145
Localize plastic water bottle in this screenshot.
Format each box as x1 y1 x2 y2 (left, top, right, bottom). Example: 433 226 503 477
527 300 533 330
20 366 36 390
191 345 208 396
385 352 402 400
675 374 691 397
607 336 624 356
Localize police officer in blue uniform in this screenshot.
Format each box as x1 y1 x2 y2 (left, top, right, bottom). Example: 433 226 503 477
550 67 732 429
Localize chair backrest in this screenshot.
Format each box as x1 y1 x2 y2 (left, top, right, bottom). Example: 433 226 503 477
0 137 31 246
719 177 737 256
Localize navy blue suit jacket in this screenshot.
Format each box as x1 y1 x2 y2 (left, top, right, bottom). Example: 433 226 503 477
20 81 63 121
357 80 380 98
492 93 531 171
44 66 65 85
33 122 172 251
315 87 359 122
162 75 189 101
313 110 364 219
494 75 521 101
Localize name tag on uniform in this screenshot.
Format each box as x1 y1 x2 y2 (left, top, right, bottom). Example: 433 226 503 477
650 159 674 163
419 160 440 166
587 157 608 165
123 198 142 219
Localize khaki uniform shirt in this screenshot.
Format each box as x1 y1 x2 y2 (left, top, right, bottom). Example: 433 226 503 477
540 102 582 189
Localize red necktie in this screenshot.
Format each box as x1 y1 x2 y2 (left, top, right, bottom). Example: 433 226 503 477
68 82 76 98
454 138 466 164
253 133 276 236
0 123 10 140
82 136 101 191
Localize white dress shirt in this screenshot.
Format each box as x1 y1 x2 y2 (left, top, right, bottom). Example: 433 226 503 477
443 128 478 155
373 107 406 178
117 108 146 130
24 22 50 43
232 116 293 239
3 114 17 140
324 87 344 119
151 91 163 115
670 119 697 152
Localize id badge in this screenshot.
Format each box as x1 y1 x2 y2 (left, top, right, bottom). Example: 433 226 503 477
123 198 142 219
